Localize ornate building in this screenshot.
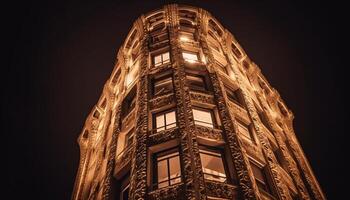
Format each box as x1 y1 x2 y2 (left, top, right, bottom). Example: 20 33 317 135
72 4 325 200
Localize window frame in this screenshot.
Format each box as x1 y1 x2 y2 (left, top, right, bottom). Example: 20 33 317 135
225 87 245 108
151 74 174 97
250 160 274 196
124 128 134 149
199 145 230 183
186 73 208 92
152 148 182 189
192 107 216 128
153 51 170 67
236 119 255 143
153 109 177 132
182 51 199 63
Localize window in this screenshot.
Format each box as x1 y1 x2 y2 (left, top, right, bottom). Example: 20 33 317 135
200 147 227 183
186 74 207 91
231 43 243 59
152 75 173 96
121 184 129 200
154 52 170 67
226 88 245 108
236 120 255 142
179 32 195 43
124 128 134 148
257 111 273 133
111 68 121 84
182 52 199 63
193 108 214 128
121 87 137 118
273 149 288 171
154 149 182 189
154 110 177 132
250 161 273 195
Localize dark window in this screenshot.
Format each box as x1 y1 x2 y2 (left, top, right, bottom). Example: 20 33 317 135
154 110 177 132
124 128 134 148
273 149 289 171
257 111 273 133
112 68 121 84
121 87 137 118
121 184 129 200
153 148 182 189
236 120 255 143
226 87 245 108
231 43 243 59
250 161 273 195
186 74 207 92
199 146 228 183
152 75 173 96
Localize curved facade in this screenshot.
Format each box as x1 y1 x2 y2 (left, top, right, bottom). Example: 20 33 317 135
72 4 325 200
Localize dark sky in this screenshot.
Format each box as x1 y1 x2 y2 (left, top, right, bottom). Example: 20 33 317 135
4 0 347 199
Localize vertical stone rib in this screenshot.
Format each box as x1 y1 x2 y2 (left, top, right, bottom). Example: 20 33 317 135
101 105 121 199
166 4 206 200
285 126 325 200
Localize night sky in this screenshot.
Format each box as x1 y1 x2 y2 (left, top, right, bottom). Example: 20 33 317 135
4 0 347 199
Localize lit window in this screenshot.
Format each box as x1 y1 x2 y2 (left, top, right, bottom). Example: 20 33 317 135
250 161 273 195
124 128 134 148
155 110 177 132
200 147 227 183
154 149 182 189
179 32 195 42
236 120 254 142
182 52 199 63
186 74 207 91
154 52 170 67
153 75 173 96
193 108 214 128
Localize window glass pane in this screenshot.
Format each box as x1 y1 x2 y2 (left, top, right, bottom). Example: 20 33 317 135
187 75 206 91
200 150 226 182
182 52 198 62
250 163 265 183
169 156 181 179
154 77 173 96
162 52 170 63
157 159 168 183
122 186 129 200
165 111 176 126
237 121 251 139
156 115 165 131
154 55 162 66
193 109 213 128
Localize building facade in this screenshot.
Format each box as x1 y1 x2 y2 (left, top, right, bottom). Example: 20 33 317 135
72 4 325 200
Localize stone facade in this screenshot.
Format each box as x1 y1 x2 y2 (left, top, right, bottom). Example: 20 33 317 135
72 4 325 200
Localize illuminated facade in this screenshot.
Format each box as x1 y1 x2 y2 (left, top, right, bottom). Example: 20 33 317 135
72 4 325 200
